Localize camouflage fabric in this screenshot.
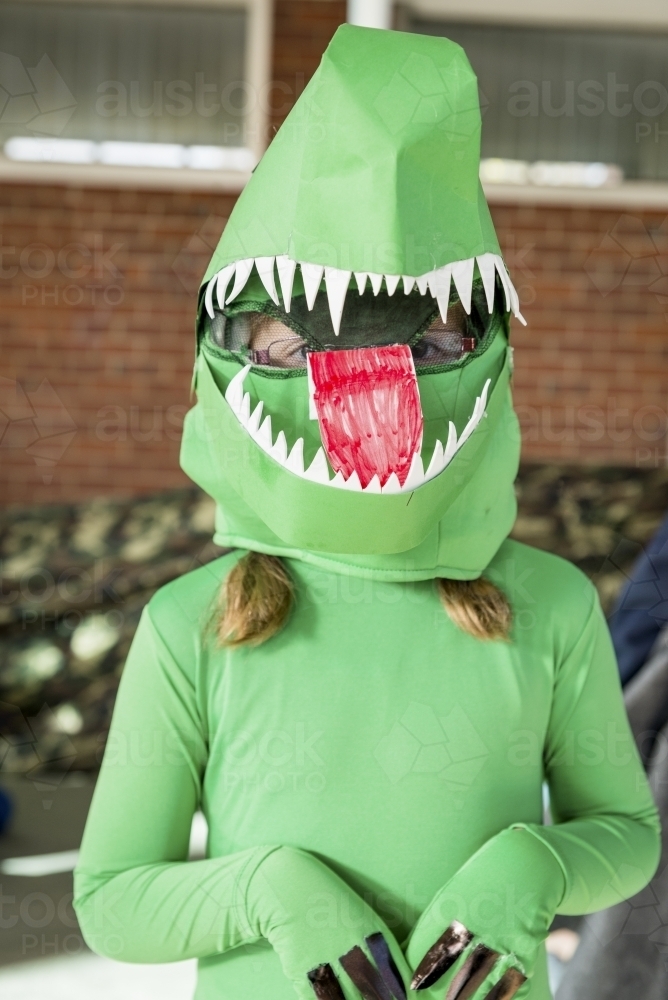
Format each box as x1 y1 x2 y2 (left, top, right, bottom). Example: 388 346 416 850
1 465 667 776
0 490 224 775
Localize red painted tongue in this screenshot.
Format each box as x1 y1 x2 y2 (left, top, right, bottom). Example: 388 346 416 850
308 344 423 489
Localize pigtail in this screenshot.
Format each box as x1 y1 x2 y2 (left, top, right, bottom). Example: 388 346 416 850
217 553 511 648
437 577 512 641
217 552 293 647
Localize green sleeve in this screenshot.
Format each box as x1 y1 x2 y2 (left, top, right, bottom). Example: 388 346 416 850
524 591 661 915
73 601 271 963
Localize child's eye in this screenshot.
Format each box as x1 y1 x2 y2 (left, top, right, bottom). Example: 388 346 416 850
411 303 477 368
251 335 310 368
248 315 309 368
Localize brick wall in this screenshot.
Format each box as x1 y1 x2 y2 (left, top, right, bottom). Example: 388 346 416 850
271 0 347 133
2 1 668 506
492 203 668 467
0 185 237 504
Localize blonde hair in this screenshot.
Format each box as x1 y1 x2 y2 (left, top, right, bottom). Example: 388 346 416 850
216 551 512 647
436 576 512 642
216 552 294 647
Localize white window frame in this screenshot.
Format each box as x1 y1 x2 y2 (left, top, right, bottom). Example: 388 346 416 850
0 0 273 191
398 0 668 31
394 0 668 208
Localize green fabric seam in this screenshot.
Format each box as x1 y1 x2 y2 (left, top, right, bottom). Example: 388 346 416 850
241 845 284 941
511 824 570 910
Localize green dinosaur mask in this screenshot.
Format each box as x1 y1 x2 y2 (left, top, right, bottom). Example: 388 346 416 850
180 25 524 579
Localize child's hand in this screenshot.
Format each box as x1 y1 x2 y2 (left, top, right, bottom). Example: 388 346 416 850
408 920 526 1000
405 828 565 1000
247 845 413 1000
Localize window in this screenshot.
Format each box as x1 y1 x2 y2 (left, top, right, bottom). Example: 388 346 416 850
402 17 668 181
0 0 270 175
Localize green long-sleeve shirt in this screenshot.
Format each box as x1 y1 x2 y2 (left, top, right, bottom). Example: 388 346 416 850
74 539 660 999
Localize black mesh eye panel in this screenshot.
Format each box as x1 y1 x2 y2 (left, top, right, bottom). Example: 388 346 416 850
203 278 499 373
289 287 439 349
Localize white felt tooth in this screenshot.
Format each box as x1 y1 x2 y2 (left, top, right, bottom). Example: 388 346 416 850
224 364 251 412
330 470 347 489
428 266 452 323
364 474 381 493
381 472 402 494
204 277 216 318
247 400 263 436
304 447 330 484
416 274 429 295
402 276 416 294
385 274 400 296
507 277 527 325
225 258 254 304
452 257 475 314
239 392 251 427
343 470 362 492
271 430 288 464
425 440 444 480
324 266 352 336
458 414 477 447
300 262 324 310
480 378 491 411
276 255 297 312
255 256 279 305
368 272 383 296
402 452 425 491
493 256 512 313
285 438 304 475
257 414 273 451
459 393 485 447
216 264 236 309
354 272 368 295
476 253 497 315
443 421 458 465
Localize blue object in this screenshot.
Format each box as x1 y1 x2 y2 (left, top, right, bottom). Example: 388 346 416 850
0 786 12 835
609 513 668 685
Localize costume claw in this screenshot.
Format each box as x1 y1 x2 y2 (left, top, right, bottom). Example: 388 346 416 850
365 933 407 1000
340 943 400 1000
483 967 527 1000
445 944 499 1000
308 963 347 1000
411 921 473 991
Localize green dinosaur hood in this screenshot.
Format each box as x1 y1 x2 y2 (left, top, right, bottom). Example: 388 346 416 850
180 25 524 581
202 24 503 278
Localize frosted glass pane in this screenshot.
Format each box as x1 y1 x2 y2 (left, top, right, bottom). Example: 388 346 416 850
0 3 248 147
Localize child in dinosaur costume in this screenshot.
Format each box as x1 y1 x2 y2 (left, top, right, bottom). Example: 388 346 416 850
74 25 660 1000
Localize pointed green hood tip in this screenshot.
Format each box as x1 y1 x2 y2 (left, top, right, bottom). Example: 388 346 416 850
200 24 525 335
